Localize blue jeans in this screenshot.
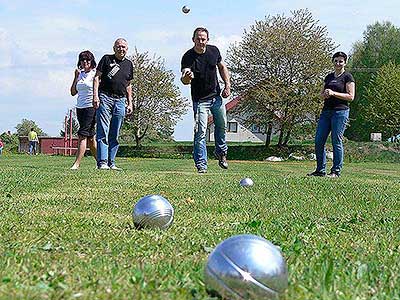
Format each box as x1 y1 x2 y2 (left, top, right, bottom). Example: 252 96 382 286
96 93 126 167
0 147 2 155
193 96 227 170
29 141 37 155
315 109 349 174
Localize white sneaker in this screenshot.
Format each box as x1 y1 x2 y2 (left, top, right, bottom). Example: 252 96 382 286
110 165 122 171
97 164 110 170
70 165 79 170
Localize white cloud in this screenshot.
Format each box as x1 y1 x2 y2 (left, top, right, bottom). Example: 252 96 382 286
213 34 242 57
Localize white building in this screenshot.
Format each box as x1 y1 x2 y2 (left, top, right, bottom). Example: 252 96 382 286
206 97 269 143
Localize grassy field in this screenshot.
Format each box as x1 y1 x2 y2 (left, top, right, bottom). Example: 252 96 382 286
0 154 399 299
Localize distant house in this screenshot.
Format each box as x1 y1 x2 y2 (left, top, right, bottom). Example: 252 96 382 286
19 136 80 155
206 96 269 143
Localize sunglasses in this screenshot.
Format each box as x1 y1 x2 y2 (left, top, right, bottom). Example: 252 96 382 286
80 59 91 62
334 59 345 63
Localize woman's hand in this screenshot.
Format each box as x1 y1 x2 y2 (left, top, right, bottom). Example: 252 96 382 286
324 89 335 97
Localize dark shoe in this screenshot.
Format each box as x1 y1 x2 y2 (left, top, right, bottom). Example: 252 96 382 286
197 168 207 174
307 170 326 177
327 171 340 178
214 151 228 169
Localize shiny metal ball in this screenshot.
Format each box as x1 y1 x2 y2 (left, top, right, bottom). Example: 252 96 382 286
132 194 174 230
182 5 190 14
204 234 288 300
240 177 254 187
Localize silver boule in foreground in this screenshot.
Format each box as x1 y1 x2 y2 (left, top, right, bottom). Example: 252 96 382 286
240 177 254 187
182 5 190 14
132 195 174 230
204 234 288 300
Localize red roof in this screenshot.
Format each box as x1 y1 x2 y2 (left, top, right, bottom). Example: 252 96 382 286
208 96 240 125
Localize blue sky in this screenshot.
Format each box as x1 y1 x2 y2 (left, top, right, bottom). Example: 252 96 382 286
0 0 399 140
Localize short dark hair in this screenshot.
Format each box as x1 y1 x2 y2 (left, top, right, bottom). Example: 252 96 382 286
77 50 97 68
192 27 209 39
332 51 348 62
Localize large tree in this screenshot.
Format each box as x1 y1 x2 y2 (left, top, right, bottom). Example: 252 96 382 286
364 62 400 139
347 21 400 141
226 9 335 147
15 119 47 136
122 49 188 147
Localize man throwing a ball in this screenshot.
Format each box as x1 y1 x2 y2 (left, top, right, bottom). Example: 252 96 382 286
181 27 231 173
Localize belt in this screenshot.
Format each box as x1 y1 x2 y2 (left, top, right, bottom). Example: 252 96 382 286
100 90 125 99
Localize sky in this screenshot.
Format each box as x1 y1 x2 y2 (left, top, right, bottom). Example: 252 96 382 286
0 0 399 140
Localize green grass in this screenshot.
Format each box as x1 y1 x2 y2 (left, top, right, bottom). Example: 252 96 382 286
0 154 399 299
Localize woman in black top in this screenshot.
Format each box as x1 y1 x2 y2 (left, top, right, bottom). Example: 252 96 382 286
308 51 355 178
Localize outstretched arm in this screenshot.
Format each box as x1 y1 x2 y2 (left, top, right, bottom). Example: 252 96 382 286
217 62 231 98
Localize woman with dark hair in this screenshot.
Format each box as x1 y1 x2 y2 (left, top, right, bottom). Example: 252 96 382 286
308 51 355 178
70 50 97 170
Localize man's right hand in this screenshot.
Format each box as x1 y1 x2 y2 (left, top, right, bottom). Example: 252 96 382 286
93 96 100 109
181 68 194 85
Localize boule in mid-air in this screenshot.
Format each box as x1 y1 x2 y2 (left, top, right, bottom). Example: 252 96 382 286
182 5 190 14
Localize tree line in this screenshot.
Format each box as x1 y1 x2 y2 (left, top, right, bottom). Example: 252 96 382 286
227 9 400 146
7 9 400 147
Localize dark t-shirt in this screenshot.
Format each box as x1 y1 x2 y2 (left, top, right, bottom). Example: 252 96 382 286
97 54 134 97
181 45 222 101
323 71 355 110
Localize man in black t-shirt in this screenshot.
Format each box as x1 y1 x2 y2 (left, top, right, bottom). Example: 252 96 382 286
93 38 133 170
181 27 231 173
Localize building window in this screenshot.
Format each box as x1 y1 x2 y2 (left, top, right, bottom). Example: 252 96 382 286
227 122 238 133
250 124 262 133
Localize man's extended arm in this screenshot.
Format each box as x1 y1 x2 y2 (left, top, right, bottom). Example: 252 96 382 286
217 62 231 98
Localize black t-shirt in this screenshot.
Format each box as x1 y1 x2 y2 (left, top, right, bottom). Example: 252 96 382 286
181 45 222 101
323 71 355 110
97 54 134 97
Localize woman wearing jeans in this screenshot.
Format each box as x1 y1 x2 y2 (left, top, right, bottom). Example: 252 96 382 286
308 51 355 178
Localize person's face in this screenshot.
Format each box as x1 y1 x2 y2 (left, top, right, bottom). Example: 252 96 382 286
79 58 92 71
114 40 128 59
193 31 208 53
333 56 346 70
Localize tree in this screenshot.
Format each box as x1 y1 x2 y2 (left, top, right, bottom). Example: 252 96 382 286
122 49 188 147
226 9 335 147
0 132 18 152
347 21 400 141
15 119 47 136
364 62 400 139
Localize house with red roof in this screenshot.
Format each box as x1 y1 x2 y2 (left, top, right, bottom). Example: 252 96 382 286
207 96 269 143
